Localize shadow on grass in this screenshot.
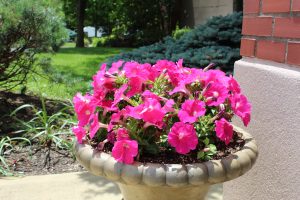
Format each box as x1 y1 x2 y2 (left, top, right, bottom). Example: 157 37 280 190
58 47 132 55
77 172 122 200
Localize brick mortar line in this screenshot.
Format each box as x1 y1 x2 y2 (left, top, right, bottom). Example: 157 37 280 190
244 13 300 17
259 0 262 15
242 35 300 42
285 40 289 63
290 0 294 16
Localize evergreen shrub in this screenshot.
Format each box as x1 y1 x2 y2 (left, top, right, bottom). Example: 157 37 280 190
107 12 242 73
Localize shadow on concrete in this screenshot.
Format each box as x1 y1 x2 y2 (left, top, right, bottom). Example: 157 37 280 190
77 172 121 200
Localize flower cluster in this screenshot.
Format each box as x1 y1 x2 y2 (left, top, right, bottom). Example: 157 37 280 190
72 59 251 164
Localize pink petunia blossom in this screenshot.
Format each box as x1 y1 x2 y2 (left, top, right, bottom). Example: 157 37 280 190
112 139 138 164
108 109 126 131
123 61 149 80
98 100 117 115
203 82 228 106
178 100 206 123
127 77 143 97
169 82 191 95
124 105 143 120
230 93 251 126
108 60 123 75
89 113 100 139
168 122 198 154
144 63 160 82
228 75 241 94
142 90 161 101
116 128 130 141
202 70 229 88
154 60 177 73
215 118 233 145
72 126 86 144
139 98 165 128
92 63 115 91
162 99 175 113
73 93 95 127
107 131 116 143
113 84 128 106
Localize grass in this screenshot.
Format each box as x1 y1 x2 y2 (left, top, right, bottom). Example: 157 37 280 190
21 43 132 100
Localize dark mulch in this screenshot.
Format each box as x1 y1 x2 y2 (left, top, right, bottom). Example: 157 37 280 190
0 91 70 136
102 131 245 164
0 91 83 176
3 143 85 176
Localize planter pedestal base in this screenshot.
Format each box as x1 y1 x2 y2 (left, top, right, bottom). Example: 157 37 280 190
118 183 210 200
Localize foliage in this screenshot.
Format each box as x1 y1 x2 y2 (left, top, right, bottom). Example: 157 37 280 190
172 25 191 40
85 0 113 36
0 0 67 90
0 136 30 176
108 12 242 73
62 0 177 47
11 97 75 150
16 45 132 99
72 59 252 164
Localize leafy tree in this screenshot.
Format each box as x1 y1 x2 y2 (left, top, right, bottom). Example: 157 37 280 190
109 0 177 46
85 0 113 37
0 0 67 90
108 12 243 73
62 0 178 47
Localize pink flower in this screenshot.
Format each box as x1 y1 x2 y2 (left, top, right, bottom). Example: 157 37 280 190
108 109 126 131
230 93 251 126
116 128 130 140
162 99 175 113
202 70 229 87
203 83 228 106
108 60 123 75
178 100 206 123
107 131 116 143
124 61 149 80
142 90 161 101
113 84 128 106
228 75 241 94
168 122 198 154
92 63 115 91
215 118 233 145
127 77 143 97
124 105 143 120
73 93 95 126
154 60 177 72
72 126 86 144
139 98 165 128
89 113 100 139
112 139 138 164
169 82 191 95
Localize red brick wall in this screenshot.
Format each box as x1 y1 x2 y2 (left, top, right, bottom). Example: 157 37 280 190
241 0 300 66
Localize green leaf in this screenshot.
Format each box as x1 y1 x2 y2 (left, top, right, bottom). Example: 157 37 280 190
197 151 205 159
208 144 217 154
203 138 209 145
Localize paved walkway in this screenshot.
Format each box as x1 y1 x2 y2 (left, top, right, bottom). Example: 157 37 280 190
0 172 222 200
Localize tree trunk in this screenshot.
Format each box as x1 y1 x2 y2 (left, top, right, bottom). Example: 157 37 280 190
76 0 86 48
94 25 97 37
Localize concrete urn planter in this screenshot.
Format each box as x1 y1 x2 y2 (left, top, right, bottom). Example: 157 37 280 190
74 127 258 200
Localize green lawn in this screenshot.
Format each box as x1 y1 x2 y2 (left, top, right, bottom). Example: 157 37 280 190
23 44 132 100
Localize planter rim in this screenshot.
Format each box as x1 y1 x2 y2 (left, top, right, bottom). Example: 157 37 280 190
74 126 258 187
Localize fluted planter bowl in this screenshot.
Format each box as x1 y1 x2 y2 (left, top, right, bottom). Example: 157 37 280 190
74 127 258 200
